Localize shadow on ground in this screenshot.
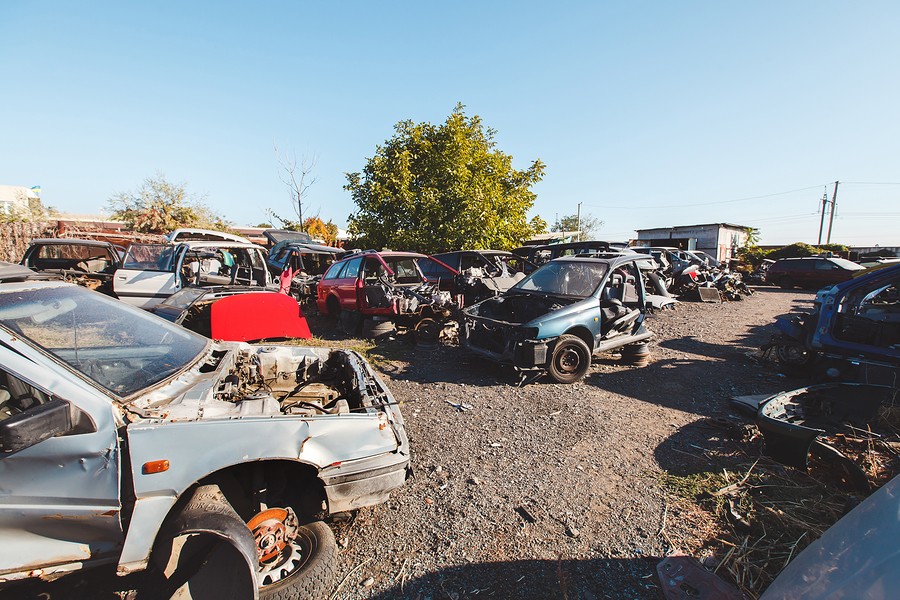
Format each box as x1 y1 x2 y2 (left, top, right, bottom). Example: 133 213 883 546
2 557 665 600
366 557 662 600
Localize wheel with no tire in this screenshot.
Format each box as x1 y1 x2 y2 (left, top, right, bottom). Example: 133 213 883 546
326 296 341 319
778 277 794 290
548 334 591 384
250 514 337 600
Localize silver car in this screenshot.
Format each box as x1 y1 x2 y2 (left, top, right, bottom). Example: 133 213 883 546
0 270 410 598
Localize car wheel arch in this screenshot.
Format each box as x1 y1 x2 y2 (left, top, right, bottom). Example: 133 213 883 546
562 326 594 352
144 459 327 554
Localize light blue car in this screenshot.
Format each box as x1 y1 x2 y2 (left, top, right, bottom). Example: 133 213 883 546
0 264 410 599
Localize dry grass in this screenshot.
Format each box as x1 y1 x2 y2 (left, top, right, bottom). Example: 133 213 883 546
662 458 850 599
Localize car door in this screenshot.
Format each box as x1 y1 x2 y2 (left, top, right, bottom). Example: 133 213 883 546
0 353 122 575
114 243 184 309
335 256 364 309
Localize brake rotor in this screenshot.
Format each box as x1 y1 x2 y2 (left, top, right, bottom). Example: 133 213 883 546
247 507 299 564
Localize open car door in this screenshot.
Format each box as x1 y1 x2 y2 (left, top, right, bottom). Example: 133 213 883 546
114 244 184 309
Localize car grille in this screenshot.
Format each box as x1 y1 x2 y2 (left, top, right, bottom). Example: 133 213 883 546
467 321 510 353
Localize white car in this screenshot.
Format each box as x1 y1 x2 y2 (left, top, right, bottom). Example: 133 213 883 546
114 241 272 309
164 228 252 244
0 270 410 598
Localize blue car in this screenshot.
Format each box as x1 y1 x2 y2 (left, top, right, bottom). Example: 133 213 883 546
771 263 900 375
461 255 653 383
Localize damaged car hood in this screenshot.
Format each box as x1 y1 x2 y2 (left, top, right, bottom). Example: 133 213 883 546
122 343 388 422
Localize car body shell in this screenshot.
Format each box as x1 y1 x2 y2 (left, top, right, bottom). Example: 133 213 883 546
461 255 652 372
21 238 123 294
0 281 409 582
114 240 272 309
316 250 458 317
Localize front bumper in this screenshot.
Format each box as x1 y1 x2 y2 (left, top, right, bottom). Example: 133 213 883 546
461 319 551 369
320 452 411 513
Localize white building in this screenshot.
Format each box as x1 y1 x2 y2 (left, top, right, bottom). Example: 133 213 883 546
0 185 40 216
634 223 752 263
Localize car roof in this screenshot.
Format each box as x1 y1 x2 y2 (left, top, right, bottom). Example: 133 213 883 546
28 238 113 246
182 240 265 250
341 250 427 260
165 228 251 243
552 254 642 267
280 242 343 253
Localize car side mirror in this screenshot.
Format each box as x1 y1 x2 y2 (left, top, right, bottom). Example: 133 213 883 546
0 398 73 456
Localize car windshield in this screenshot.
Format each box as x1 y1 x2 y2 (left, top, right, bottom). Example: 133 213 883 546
513 261 609 297
123 244 178 271
0 285 208 397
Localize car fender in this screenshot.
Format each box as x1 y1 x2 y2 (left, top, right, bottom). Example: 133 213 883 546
524 300 602 340
117 414 399 572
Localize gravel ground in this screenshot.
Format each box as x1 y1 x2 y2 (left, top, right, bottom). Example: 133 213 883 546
4 287 814 600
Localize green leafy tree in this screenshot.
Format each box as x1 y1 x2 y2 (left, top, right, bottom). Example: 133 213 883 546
108 174 230 234
554 213 603 239
345 104 545 253
529 215 549 235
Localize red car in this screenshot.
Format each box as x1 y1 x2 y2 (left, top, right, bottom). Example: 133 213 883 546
316 250 459 329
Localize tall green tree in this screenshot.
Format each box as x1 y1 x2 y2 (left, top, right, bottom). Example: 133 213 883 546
345 104 545 253
108 174 230 234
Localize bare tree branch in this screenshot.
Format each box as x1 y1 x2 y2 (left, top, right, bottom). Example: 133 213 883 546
274 142 318 228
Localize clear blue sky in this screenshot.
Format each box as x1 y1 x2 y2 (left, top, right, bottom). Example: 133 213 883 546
2 1 898 246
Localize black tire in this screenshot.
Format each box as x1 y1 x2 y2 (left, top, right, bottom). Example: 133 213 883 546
778 276 794 290
339 310 362 336
258 520 337 600
149 485 259 600
548 334 592 384
325 295 341 318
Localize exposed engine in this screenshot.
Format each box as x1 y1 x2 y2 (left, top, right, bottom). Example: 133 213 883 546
469 293 574 324
211 346 389 418
366 278 457 315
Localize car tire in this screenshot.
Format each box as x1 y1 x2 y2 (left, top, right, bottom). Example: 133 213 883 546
548 334 591 384
339 310 362 336
149 484 260 600
255 519 338 600
778 277 794 290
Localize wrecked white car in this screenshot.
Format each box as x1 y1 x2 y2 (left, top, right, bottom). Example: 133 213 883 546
114 241 272 309
0 273 410 598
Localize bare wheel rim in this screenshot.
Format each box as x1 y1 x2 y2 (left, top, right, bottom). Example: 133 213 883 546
556 346 583 373
248 507 311 587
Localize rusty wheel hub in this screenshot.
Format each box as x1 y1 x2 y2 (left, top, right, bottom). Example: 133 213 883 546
248 507 300 568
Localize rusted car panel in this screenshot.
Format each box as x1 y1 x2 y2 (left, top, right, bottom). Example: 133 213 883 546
0 281 410 588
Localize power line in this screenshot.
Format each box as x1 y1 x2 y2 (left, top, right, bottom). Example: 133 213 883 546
581 184 827 210
841 181 900 185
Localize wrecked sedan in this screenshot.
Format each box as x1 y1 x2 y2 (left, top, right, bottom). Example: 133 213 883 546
462 255 652 383
0 279 409 598
317 250 460 338
21 237 124 295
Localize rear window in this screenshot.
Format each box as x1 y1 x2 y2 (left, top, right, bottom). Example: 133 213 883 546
829 258 864 271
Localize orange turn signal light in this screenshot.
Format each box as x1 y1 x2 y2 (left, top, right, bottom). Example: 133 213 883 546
142 460 170 475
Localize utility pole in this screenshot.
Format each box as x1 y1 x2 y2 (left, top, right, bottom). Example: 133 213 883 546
576 202 582 242
817 189 828 245
826 181 839 244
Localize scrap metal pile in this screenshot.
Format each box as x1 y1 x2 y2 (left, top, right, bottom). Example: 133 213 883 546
638 246 754 303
